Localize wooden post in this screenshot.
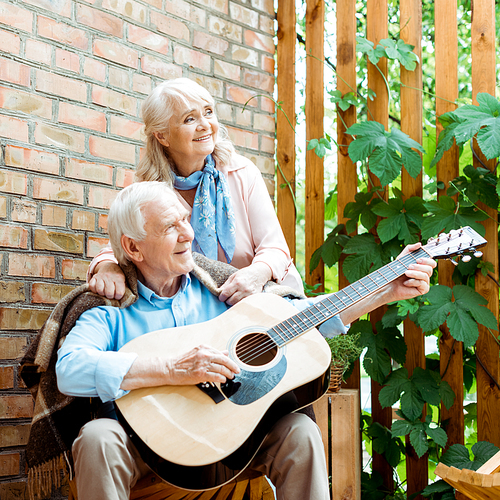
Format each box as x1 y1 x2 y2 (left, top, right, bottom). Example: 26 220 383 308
336 0 359 390
435 0 463 449
276 0 296 261
305 0 325 291
400 1 427 497
366 0 392 491
471 0 500 448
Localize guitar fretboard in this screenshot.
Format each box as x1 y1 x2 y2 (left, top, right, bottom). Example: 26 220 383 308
268 247 430 347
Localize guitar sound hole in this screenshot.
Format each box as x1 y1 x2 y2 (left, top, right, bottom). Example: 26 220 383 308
235 332 277 367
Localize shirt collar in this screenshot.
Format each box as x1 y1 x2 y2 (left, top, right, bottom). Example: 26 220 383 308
137 273 192 304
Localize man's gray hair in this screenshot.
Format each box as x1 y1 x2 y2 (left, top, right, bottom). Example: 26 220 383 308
108 181 177 265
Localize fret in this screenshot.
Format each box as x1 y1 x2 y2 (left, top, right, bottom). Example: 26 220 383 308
374 268 390 284
289 314 311 333
272 324 291 343
306 307 326 323
357 278 373 294
334 293 348 307
386 262 400 276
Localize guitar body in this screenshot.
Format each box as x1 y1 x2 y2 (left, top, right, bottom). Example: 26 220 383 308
115 293 332 490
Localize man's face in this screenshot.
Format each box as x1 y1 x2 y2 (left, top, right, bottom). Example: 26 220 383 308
134 194 195 281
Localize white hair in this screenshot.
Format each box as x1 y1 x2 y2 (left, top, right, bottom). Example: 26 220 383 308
108 182 177 265
136 78 234 185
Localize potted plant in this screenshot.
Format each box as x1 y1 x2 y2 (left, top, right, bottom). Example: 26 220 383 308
325 332 362 392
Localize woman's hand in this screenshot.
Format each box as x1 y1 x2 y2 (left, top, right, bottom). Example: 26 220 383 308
218 262 273 306
89 261 126 300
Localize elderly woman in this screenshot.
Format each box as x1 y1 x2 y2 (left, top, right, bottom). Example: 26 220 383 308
88 78 303 304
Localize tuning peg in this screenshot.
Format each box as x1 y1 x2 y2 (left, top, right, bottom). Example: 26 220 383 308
448 258 459 266
462 255 472 263
474 251 483 258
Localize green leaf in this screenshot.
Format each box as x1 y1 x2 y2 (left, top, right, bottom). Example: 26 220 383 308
409 423 428 458
379 367 411 408
471 441 500 468
441 442 500 471
447 165 499 209
343 189 382 232
411 367 440 407
439 381 456 411
400 382 425 421
391 419 413 438
417 285 454 332
378 38 419 71
425 421 448 448
421 480 454 496
310 224 349 272
454 285 498 331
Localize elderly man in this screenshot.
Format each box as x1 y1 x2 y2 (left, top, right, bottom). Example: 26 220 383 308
56 181 436 500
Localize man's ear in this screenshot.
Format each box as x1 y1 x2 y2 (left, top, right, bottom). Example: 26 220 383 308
154 132 169 148
121 235 144 263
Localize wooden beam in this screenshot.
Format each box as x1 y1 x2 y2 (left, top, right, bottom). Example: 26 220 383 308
400 1 427 497
276 0 296 260
435 0 463 450
305 0 325 290
471 0 500 448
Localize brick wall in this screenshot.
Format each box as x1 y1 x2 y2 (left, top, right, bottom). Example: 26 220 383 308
0 0 276 496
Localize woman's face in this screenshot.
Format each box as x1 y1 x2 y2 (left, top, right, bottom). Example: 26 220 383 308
156 97 219 176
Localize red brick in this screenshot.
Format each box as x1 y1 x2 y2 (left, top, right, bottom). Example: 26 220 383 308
0 337 27 359
0 452 19 476
165 0 205 25
174 45 211 72
92 86 137 115
261 134 275 154
193 31 228 56
254 113 275 132
253 0 273 12
61 259 90 281
227 126 259 150
42 205 67 227
88 185 118 209
244 30 275 54
35 123 85 154
128 24 168 54
143 0 162 7
0 170 27 195
0 307 50 331
214 59 240 81
0 366 14 389
0 3 34 33
0 114 28 142
87 236 110 257
226 85 258 107
150 11 189 42
0 196 6 218
98 213 109 232
32 282 75 304
11 199 37 223
0 281 25 303
65 157 113 184
190 75 223 99
8 254 56 278
56 48 81 73
235 108 252 127
229 3 258 29
33 177 84 205
5 145 59 175
0 86 52 119
109 116 144 141
0 395 33 419
109 67 129 91
34 229 84 254
0 225 28 249
260 14 274 34
0 424 30 447
231 46 258 67
38 15 88 50
208 15 241 42
132 73 151 95
72 210 96 231
94 38 138 69
0 28 20 55
116 168 135 188
36 69 87 102
0 57 30 87
84 57 106 82
59 102 106 132
261 95 274 113
25 39 51 65
76 4 123 37
141 54 182 79
243 69 274 92
102 0 147 23
23 0 71 17
89 136 136 163
262 55 274 74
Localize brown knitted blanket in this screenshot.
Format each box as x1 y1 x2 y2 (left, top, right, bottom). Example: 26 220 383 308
19 254 304 499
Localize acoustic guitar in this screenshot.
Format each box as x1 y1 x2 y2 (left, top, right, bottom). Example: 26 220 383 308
115 227 486 490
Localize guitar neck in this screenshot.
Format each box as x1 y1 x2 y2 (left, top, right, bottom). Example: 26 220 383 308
268 247 431 346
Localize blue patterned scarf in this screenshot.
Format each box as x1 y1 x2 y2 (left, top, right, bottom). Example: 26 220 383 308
173 155 236 263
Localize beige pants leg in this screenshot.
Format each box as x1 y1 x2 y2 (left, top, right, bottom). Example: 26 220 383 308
72 418 150 500
249 413 330 500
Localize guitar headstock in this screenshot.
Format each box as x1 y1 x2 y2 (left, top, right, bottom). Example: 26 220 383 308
423 226 487 262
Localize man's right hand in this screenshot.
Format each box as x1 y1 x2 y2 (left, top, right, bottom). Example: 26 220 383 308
89 261 126 300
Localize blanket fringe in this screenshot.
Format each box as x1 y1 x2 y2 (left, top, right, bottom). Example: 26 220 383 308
27 454 70 500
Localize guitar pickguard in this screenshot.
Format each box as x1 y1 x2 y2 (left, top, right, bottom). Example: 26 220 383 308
221 355 287 405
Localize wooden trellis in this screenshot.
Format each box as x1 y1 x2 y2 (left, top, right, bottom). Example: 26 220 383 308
276 0 499 498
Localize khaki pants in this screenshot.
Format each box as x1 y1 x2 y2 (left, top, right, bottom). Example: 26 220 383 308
72 413 329 500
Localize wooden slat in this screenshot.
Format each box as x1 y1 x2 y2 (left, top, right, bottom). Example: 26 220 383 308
471 0 500 449
276 0 296 260
336 0 360 390
399 1 427 498
435 0 463 450
305 0 325 290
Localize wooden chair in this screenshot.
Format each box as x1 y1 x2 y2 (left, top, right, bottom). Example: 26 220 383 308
435 450 500 500
68 471 274 500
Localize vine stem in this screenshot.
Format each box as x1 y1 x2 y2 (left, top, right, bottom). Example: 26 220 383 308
448 181 498 224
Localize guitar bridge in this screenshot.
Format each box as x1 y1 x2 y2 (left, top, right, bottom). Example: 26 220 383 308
196 382 225 404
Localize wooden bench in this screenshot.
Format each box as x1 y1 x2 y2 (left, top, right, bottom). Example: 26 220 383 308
435 450 500 500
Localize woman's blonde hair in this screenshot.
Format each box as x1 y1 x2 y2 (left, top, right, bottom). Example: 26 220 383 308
136 78 234 185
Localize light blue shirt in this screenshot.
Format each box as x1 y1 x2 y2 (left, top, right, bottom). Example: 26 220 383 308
56 274 347 403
